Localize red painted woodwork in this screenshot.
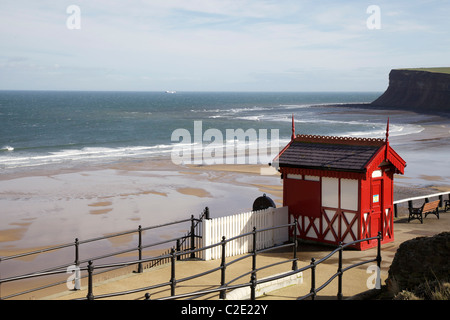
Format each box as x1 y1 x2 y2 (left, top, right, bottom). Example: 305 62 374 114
284 178 321 218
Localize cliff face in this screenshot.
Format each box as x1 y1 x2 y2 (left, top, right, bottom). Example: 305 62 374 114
372 69 450 112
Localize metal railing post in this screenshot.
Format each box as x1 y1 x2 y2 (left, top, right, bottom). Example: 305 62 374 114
74 238 79 267
176 239 181 261
337 243 343 300
219 236 227 299
73 238 81 290
87 260 94 300
250 272 257 300
376 232 382 289
310 258 316 300
190 215 195 259
137 225 143 273
252 227 257 271
250 227 257 300
408 200 413 211
377 232 382 270
170 248 176 296
204 206 210 220
292 219 298 271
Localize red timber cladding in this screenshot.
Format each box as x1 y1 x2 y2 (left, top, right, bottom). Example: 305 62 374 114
381 169 395 245
359 167 395 250
283 171 396 250
283 170 362 249
359 177 372 249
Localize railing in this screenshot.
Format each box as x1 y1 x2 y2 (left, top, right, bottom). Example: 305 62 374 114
1 213 384 301
0 208 208 300
78 221 299 300
297 233 381 300
393 191 450 217
151 232 382 301
20 220 381 301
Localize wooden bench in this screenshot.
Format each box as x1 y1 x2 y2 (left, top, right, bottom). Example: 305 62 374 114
408 200 440 224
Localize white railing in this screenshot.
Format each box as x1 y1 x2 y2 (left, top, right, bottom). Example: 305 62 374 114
393 191 450 217
202 207 289 260
393 191 450 205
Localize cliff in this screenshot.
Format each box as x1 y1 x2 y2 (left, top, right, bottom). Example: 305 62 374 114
371 68 450 112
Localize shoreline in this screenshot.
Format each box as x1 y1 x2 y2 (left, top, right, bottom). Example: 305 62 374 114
321 102 450 117
0 161 285 256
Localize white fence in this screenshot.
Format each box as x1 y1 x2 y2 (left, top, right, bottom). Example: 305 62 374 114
202 207 289 261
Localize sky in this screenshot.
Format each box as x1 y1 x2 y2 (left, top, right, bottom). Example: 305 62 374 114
0 0 449 92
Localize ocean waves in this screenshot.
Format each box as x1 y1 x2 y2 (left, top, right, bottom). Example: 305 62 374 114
275 117 425 138
1 145 14 152
0 145 175 170
193 104 425 140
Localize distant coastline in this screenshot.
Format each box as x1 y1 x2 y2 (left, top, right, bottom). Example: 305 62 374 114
312 68 450 116
371 68 450 113
317 102 450 115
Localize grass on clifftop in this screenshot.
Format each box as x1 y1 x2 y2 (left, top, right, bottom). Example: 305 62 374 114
398 67 450 74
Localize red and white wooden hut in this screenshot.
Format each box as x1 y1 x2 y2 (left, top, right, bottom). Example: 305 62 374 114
272 118 406 250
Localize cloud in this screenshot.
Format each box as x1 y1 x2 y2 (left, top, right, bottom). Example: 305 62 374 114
0 0 449 91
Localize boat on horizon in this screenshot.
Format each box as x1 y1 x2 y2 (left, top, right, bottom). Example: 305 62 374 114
165 90 177 94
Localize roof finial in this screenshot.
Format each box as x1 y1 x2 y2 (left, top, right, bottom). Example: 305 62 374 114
385 117 390 142
291 114 295 140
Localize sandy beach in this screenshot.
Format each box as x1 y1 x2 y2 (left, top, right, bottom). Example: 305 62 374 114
0 112 449 299
0 161 284 256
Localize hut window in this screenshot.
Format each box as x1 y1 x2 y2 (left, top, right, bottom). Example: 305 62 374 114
372 170 382 178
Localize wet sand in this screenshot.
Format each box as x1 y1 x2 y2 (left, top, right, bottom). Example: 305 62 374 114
0 161 284 264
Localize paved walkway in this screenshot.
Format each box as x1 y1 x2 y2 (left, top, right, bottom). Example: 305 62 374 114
47 210 449 301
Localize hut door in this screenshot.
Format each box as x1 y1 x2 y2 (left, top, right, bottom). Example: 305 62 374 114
370 180 382 238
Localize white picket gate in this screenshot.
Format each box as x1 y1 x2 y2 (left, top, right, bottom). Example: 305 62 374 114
202 206 289 261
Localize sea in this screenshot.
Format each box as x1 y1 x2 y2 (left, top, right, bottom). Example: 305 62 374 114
0 90 429 175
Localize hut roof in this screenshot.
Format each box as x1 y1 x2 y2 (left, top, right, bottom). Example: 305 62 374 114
274 134 406 176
